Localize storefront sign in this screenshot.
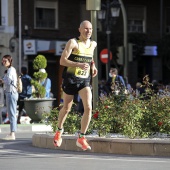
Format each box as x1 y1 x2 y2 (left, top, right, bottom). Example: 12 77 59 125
23 40 37 55
143 46 157 56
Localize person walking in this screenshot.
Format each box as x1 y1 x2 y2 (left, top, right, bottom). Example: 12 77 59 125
0 55 18 140
53 20 98 151
17 67 32 124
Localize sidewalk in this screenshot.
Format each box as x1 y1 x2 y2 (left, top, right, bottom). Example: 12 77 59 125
0 123 52 133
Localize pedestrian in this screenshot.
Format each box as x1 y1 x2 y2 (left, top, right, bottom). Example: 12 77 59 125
39 68 51 98
53 20 98 151
0 55 18 140
17 67 32 124
105 67 126 95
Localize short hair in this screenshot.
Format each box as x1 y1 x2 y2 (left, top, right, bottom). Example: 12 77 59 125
79 20 91 28
1 55 13 67
110 68 118 75
21 67 27 75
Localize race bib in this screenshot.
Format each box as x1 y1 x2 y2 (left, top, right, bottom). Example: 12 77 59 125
75 67 89 78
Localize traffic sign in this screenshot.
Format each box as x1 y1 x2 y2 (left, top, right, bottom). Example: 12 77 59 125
100 49 112 64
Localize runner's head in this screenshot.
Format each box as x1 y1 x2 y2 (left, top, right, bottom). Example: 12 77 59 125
79 20 93 40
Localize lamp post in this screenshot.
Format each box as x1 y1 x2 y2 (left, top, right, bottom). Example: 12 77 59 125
118 0 128 83
86 0 101 109
18 0 22 72
98 0 120 80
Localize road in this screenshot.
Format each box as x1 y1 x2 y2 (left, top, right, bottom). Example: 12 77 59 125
0 132 170 170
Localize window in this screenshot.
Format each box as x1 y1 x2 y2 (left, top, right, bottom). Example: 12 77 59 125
127 6 146 33
36 8 55 28
128 19 143 33
35 0 58 29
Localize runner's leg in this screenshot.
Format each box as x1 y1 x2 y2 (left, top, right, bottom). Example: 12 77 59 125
79 86 92 134
57 92 74 129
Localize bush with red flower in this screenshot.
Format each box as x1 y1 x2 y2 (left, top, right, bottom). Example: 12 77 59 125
158 121 163 126
42 75 170 138
88 75 170 138
93 111 99 119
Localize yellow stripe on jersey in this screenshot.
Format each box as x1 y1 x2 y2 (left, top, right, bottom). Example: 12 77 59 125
72 40 94 58
66 39 93 78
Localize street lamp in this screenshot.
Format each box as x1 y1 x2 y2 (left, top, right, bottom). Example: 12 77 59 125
86 0 101 109
98 0 120 80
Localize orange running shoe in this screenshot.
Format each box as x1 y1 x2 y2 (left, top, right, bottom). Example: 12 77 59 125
76 136 91 151
53 129 63 147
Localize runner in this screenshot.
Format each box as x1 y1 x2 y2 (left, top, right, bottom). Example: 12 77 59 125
53 20 98 150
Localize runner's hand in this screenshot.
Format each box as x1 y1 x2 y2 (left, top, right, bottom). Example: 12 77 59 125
77 63 90 70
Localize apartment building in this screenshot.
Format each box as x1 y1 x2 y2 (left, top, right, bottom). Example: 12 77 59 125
1 0 170 104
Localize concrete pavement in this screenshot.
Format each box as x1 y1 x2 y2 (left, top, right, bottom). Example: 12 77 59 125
0 123 52 133
1 124 170 157
1 132 170 170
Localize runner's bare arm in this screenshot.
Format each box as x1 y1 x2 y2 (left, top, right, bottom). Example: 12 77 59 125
91 41 98 77
60 39 77 67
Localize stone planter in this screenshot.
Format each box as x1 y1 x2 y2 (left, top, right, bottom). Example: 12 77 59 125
24 98 56 122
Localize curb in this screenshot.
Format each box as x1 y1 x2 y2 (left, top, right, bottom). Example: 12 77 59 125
32 133 170 157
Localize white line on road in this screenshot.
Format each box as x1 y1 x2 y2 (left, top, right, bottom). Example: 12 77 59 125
61 156 169 163
0 148 169 164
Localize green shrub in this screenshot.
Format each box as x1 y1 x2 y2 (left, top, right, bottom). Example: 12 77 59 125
42 75 170 138
31 55 47 98
90 75 170 138
33 54 47 70
42 104 81 134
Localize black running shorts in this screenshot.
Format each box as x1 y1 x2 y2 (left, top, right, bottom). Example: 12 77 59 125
62 77 91 95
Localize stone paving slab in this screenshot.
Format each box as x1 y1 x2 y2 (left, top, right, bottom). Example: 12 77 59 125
32 133 170 157
0 124 52 133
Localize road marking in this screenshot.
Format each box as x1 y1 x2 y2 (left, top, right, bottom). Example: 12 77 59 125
61 156 169 163
0 145 169 164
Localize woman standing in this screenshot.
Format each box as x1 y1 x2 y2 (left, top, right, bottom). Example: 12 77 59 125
0 55 18 140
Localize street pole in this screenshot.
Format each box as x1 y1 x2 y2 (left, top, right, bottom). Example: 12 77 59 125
86 0 101 109
18 0 22 73
106 0 111 81
106 30 111 81
102 0 120 80
91 11 99 109
118 0 128 83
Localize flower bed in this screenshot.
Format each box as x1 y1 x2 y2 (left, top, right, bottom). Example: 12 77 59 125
42 76 170 139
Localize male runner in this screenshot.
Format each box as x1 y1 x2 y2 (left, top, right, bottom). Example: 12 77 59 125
53 20 98 151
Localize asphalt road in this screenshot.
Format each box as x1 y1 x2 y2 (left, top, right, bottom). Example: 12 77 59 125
0 132 170 170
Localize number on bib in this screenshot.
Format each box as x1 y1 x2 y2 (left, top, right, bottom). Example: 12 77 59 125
75 67 89 78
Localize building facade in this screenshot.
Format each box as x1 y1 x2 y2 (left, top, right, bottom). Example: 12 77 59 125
0 0 17 75
1 0 170 105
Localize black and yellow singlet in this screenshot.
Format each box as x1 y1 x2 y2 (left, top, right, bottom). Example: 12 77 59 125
62 38 94 80
62 38 95 95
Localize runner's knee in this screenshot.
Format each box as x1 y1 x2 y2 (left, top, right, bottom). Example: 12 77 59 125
84 105 92 114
